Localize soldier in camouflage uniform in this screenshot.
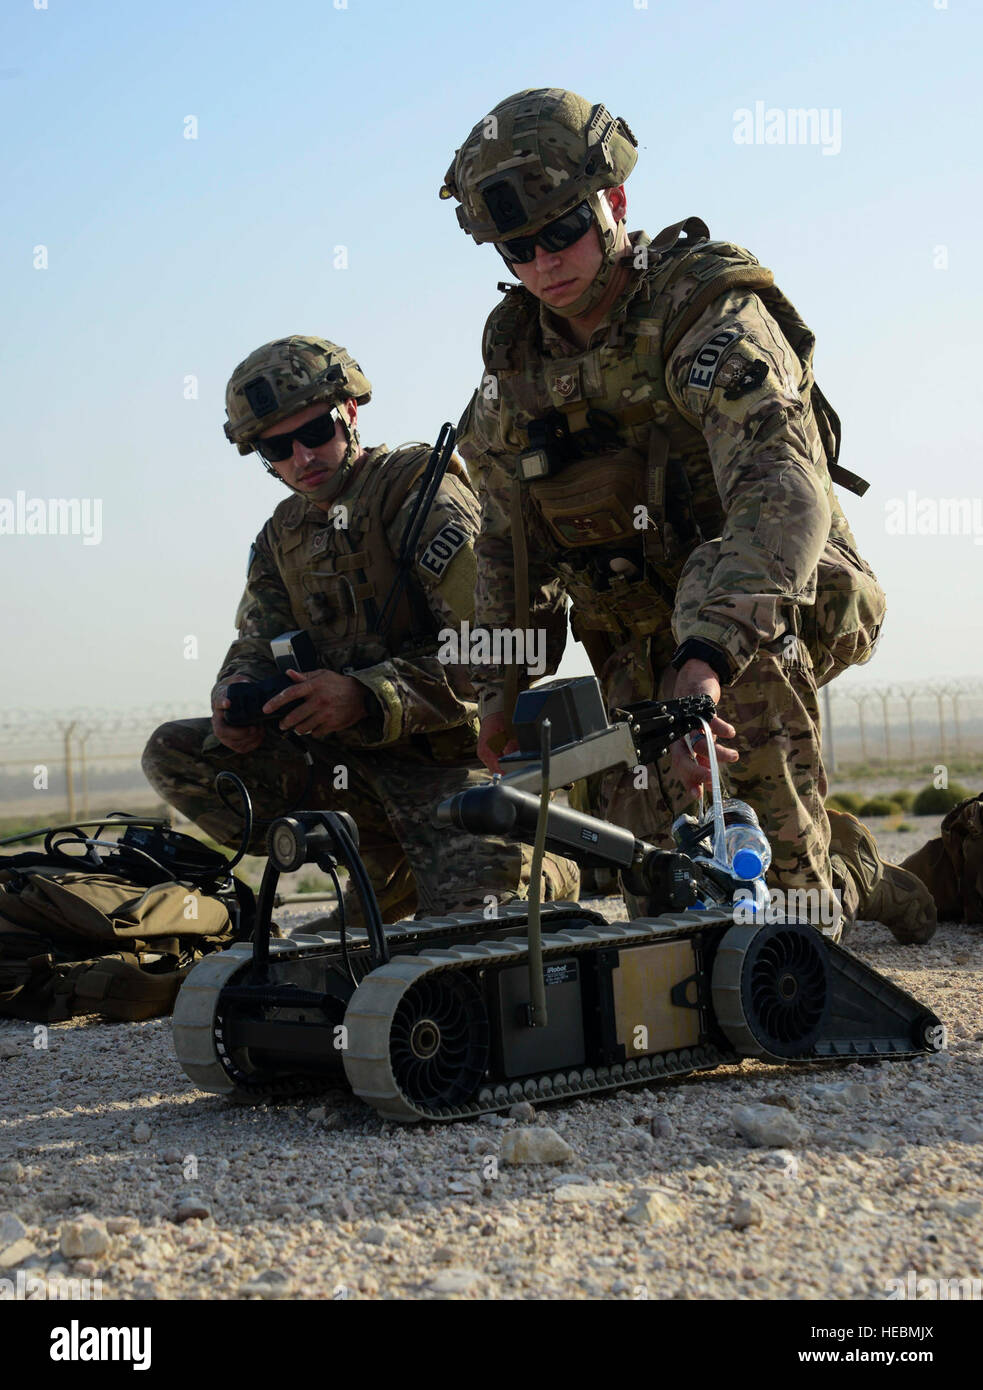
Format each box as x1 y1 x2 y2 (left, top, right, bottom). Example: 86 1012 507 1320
440 88 936 944
142 336 578 924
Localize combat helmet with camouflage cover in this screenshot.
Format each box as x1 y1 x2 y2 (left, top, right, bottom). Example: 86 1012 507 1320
440 88 638 318
225 335 371 499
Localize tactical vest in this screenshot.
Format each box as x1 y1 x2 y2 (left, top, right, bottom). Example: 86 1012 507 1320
273 445 472 673
484 221 869 657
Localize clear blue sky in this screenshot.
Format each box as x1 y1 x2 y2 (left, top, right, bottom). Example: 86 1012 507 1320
1 0 981 711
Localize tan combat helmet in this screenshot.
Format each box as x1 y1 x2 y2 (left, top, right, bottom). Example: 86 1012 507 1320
224 333 369 465
440 87 638 317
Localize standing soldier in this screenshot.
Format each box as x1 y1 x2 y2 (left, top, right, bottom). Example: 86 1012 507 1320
142 335 577 923
440 88 935 943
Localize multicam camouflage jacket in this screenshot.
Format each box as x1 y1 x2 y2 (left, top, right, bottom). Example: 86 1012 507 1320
214 444 482 751
457 222 883 717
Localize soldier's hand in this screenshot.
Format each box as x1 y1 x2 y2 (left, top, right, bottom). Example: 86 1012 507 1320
478 711 518 775
212 675 265 755
264 668 367 738
670 659 739 797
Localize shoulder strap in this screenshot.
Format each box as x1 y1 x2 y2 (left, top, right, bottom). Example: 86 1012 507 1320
482 289 538 373
663 263 776 359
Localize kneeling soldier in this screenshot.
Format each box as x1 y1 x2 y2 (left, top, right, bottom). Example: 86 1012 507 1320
143 335 577 922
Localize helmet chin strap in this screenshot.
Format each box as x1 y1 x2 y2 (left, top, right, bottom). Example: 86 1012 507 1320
544 195 631 321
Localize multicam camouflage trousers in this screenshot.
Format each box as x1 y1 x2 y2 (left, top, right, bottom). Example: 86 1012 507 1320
595 636 860 936
141 720 578 925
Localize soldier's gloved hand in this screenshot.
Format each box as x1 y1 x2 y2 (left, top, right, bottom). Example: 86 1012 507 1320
264 668 367 738
478 711 518 775
669 659 739 797
212 675 265 755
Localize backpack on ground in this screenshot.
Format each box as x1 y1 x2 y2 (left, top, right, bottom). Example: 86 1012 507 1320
901 793 983 925
0 818 254 1022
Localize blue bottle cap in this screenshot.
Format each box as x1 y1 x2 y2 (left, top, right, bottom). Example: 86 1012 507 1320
732 848 763 881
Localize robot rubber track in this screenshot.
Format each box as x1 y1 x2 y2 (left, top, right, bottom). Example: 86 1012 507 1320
173 900 945 1122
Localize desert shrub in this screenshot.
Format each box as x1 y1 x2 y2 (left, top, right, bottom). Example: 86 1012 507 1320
859 796 896 817
889 789 915 810
827 791 864 814
912 782 970 815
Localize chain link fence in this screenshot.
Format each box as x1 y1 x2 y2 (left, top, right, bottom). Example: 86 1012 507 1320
0 705 200 825
822 679 983 773
1 681 981 825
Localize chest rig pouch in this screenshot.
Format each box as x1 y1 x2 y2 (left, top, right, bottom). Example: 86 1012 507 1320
278 449 434 672
519 425 679 641
527 444 642 550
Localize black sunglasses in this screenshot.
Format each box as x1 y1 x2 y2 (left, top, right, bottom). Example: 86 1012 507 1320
255 409 338 463
496 199 595 266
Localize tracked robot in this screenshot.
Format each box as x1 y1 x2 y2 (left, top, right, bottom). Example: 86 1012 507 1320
172 677 945 1122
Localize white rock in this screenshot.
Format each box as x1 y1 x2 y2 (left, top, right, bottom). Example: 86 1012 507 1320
508 1101 536 1122
60 1218 110 1258
729 1196 764 1230
0 1163 25 1183
106 1217 137 1235
849 1132 890 1153
760 1149 799 1171
132 1122 152 1144
622 1187 681 1227
500 1126 575 1165
850 1196 884 1216
553 1184 609 1204
933 1197 981 1220
0 1214 27 1246
732 1104 808 1148
840 1083 873 1104
428 1267 482 1295
0 1239 36 1269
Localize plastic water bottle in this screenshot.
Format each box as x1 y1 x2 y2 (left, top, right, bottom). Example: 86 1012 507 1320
718 799 772 881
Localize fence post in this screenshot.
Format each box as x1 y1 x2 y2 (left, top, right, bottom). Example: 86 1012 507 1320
878 689 892 763
903 691 916 760
61 721 77 820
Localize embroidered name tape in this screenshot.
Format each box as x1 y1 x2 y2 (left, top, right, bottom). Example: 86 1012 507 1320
420 522 468 579
688 326 743 391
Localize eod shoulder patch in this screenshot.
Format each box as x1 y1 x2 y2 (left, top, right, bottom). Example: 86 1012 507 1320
687 325 744 391
419 521 469 580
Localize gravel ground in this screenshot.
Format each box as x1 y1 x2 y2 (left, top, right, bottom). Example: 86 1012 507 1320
1 821 981 1302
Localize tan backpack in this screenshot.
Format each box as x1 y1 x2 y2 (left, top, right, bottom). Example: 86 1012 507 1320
0 825 251 1022
901 793 983 925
